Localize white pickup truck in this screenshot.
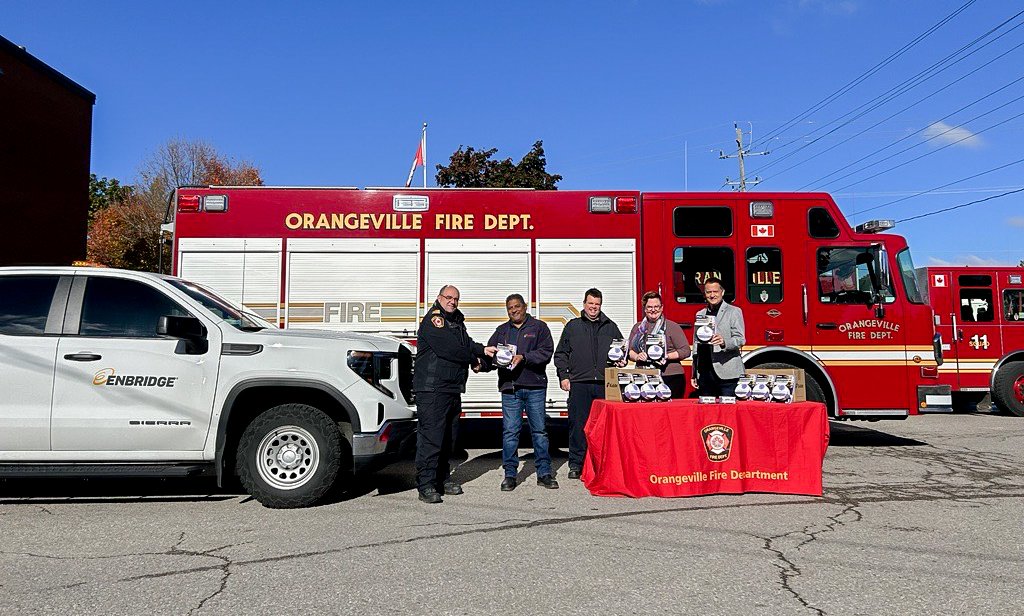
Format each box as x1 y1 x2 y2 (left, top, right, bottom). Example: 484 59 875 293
0 266 417 508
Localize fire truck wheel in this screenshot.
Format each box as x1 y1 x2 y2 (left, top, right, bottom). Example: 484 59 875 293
992 361 1024 417
236 404 344 508
753 362 829 411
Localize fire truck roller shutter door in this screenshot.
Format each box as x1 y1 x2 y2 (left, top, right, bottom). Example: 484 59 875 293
287 238 420 334
424 239 531 409
177 238 282 325
536 239 637 411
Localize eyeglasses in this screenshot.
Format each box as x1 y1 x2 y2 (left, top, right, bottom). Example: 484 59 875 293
644 305 663 312
440 294 460 302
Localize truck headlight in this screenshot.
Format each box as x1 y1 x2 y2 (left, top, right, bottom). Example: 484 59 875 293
347 351 396 398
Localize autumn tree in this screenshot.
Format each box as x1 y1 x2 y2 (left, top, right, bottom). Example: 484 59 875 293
87 139 263 272
435 140 561 189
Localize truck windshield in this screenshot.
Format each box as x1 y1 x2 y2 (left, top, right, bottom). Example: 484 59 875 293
896 249 924 304
165 279 268 331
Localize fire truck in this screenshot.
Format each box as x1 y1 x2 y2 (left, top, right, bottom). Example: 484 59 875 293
167 187 951 420
918 266 1024 416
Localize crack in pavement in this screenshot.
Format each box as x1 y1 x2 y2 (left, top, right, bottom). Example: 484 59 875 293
165 533 235 616
407 518 532 528
754 500 864 616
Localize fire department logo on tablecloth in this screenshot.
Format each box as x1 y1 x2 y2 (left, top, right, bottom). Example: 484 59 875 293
701 424 734 462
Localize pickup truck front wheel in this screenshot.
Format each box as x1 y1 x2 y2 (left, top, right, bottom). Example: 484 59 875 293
237 404 343 508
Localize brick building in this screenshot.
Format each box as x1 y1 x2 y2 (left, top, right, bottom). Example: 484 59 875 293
0 35 95 265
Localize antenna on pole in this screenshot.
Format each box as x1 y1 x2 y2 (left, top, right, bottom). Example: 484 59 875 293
720 122 769 191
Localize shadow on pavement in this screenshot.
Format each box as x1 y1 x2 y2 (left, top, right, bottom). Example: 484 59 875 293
828 421 928 447
0 477 239 504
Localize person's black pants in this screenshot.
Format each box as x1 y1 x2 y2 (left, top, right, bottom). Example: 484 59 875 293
414 391 461 492
662 373 688 399
697 367 738 398
567 381 604 471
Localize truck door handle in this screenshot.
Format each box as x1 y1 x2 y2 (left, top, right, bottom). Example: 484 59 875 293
815 322 838 330
64 353 102 362
679 322 693 330
956 329 964 342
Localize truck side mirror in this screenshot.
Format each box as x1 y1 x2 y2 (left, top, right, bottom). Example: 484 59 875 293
158 315 208 354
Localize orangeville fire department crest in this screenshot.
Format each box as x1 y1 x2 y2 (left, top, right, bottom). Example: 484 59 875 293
701 424 734 462
431 314 444 328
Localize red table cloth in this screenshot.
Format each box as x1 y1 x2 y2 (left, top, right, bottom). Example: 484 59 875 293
582 399 829 498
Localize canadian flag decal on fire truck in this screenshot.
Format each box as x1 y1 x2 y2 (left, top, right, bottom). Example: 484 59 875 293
751 224 775 238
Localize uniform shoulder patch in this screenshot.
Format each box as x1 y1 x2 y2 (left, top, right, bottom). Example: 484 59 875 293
431 315 445 328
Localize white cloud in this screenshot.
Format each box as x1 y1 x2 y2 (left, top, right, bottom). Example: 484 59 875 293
799 0 859 15
922 121 983 148
1007 216 1024 228
927 254 1011 267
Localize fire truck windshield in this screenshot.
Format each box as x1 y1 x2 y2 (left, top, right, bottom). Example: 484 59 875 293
164 278 268 331
896 249 924 304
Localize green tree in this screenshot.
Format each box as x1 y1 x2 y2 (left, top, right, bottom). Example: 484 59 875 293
88 174 133 221
435 140 561 189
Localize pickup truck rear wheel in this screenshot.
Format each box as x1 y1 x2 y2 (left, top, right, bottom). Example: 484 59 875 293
992 361 1024 417
237 404 343 508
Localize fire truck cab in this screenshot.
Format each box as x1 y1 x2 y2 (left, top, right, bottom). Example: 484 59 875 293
169 187 950 420
920 266 1024 416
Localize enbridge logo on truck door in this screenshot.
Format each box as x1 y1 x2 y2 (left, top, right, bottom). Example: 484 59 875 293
93 368 178 388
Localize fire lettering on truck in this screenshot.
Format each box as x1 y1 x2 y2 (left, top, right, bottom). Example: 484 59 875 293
837 319 901 340
324 302 382 323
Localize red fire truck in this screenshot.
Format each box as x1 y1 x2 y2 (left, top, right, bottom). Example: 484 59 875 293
168 187 950 420
919 266 1024 416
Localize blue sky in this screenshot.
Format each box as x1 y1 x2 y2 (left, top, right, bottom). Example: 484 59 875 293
5 0 1022 266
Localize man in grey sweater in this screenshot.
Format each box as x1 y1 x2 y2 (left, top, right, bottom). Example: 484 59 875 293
691 277 746 397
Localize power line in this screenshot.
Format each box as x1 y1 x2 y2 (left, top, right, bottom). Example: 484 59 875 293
792 49 1024 190
752 12 1024 181
896 186 1024 223
848 157 1024 216
831 106 1024 193
746 0 979 151
802 72 1024 190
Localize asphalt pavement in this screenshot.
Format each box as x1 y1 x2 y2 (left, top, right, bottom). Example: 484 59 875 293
2 412 1022 615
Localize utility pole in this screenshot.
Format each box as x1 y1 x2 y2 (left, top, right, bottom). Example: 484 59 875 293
720 122 769 191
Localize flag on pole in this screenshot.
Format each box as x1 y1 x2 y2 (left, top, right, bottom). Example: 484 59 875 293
405 123 427 188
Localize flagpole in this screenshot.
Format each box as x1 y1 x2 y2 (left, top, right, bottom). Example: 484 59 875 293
422 122 427 188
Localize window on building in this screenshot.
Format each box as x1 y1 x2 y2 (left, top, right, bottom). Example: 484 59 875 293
746 247 782 304
0 276 60 335
79 277 190 337
673 247 736 303
672 207 733 238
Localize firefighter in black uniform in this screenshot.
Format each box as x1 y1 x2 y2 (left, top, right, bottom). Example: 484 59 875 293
413 285 495 504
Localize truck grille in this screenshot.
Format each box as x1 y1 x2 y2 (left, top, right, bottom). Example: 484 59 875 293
398 344 415 405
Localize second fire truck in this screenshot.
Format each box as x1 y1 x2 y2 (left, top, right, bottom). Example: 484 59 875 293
919 266 1024 416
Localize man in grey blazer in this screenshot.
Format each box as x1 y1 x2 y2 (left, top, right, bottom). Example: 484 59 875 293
690 277 746 397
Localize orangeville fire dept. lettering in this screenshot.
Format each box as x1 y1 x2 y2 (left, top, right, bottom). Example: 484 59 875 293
838 319 901 340
284 212 533 232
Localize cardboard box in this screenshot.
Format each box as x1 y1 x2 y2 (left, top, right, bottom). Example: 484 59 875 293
604 367 660 402
746 368 806 402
